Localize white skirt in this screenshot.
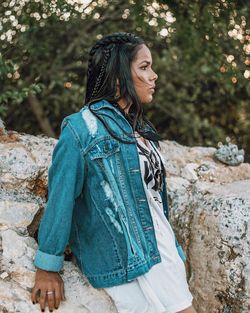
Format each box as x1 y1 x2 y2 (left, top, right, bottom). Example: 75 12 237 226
104 195 193 313
104 137 193 313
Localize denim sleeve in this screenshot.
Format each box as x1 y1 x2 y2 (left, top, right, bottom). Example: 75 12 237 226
33 118 85 272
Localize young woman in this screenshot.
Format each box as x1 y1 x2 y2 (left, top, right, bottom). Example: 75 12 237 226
31 32 197 313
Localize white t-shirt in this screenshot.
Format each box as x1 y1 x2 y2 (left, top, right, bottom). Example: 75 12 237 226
104 132 193 313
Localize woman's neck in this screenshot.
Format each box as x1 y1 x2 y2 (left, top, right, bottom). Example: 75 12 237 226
117 98 132 114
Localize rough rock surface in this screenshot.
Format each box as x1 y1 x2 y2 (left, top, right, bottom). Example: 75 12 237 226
0 129 249 313
0 130 117 313
160 140 250 313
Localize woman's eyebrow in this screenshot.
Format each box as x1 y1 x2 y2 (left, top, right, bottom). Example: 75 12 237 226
138 60 151 65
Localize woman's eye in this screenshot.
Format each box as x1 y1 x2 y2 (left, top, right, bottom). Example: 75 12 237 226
141 66 147 70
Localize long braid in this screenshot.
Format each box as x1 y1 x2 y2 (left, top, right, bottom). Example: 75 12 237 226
86 32 142 102
90 45 114 99
84 32 162 145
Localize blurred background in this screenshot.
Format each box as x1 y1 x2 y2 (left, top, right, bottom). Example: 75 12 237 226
0 0 249 160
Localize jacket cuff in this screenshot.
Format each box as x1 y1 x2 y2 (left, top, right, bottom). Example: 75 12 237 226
34 249 64 272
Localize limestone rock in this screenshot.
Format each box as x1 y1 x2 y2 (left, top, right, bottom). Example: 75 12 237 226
0 131 249 313
160 140 250 313
214 142 245 165
0 130 117 313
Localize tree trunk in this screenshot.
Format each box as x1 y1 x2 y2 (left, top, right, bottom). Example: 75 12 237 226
28 94 56 138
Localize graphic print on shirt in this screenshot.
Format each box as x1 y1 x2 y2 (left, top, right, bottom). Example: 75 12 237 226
136 139 164 194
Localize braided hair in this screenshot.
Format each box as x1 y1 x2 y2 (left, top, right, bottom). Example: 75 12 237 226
84 32 162 145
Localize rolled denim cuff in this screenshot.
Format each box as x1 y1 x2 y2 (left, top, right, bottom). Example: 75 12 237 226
34 249 64 272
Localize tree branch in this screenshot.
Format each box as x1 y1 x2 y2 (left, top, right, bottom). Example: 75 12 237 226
28 94 56 138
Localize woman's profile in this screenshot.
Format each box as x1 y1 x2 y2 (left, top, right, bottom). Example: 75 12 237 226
31 31 197 313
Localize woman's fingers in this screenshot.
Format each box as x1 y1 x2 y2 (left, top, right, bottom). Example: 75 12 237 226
31 270 65 311
46 287 56 312
54 284 62 308
39 288 47 312
32 285 63 311
60 282 66 301
31 286 40 304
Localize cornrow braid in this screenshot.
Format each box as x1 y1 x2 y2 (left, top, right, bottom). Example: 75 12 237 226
89 32 141 56
83 31 162 147
90 45 114 99
86 32 143 101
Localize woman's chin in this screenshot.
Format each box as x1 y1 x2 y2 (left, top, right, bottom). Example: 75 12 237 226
143 95 153 103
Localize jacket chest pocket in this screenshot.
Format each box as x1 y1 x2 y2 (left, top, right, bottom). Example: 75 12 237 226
88 138 120 160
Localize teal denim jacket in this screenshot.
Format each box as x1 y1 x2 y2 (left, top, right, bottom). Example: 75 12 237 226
33 99 186 288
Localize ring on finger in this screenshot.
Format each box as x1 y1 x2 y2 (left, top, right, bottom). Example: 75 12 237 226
46 291 54 295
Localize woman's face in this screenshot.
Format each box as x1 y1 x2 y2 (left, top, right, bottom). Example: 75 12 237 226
131 44 158 103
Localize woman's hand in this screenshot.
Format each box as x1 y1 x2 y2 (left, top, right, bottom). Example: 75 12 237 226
31 268 66 312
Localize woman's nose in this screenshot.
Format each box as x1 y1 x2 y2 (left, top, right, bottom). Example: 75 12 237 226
151 70 158 81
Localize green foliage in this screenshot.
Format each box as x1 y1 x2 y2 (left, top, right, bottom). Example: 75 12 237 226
0 84 44 104
150 1 250 159
0 0 249 161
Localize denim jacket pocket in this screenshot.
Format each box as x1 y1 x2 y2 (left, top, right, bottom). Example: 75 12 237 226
87 138 139 261
88 138 120 160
